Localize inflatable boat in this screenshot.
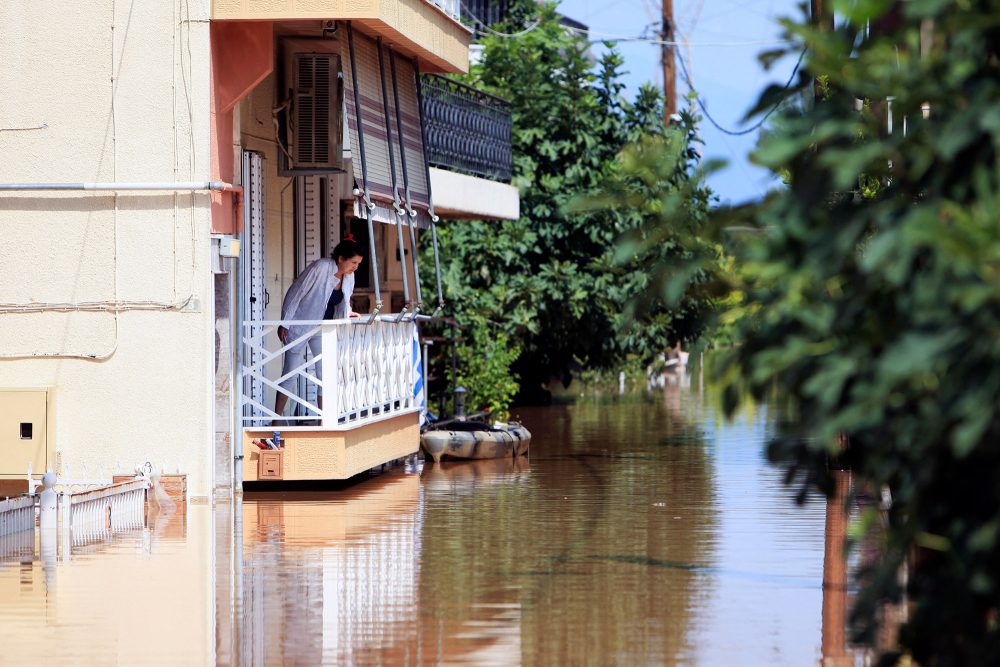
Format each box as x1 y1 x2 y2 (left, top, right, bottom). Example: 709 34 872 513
419 420 531 463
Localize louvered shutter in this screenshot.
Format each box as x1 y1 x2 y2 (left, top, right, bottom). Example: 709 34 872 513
241 151 267 419
342 32 433 229
285 50 344 172
296 175 324 272
325 176 341 254
295 175 326 416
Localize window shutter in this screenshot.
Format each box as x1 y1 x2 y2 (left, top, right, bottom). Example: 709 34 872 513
285 51 344 172
343 34 433 227
241 151 267 418
296 175 324 273
392 56 431 211
342 32 395 205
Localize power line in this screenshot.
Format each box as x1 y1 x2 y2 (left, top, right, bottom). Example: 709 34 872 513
455 6 792 47
456 2 804 137
676 47 807 136
562 23 793 47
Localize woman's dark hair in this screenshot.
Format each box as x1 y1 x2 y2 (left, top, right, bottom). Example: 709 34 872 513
332 238 362 262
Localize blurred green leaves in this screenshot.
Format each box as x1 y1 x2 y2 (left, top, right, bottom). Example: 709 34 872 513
716 1 1000 663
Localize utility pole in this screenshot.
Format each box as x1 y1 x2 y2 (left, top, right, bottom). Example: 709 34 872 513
811 0 833 30
661 0 676 122
811 0 832 101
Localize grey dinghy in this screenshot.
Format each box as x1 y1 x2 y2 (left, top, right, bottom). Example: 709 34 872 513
420 420 531 463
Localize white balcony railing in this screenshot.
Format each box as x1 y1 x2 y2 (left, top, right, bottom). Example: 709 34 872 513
240 316 419 429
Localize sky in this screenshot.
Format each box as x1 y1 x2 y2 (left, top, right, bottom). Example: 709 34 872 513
554 0 805 205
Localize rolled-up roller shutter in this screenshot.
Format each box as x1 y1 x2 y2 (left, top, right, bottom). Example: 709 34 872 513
342 29 431 229
342 30 394 206
391 55 431 213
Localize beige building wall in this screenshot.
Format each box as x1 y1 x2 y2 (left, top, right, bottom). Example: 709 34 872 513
0 4 216 495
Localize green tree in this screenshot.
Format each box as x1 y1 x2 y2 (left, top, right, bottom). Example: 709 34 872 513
716 3 1000 663
448 321 520 420
426 1 715 400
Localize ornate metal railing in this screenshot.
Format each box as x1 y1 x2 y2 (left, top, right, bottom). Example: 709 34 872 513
420 74 513 182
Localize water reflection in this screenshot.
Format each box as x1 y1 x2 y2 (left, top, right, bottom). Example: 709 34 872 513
0 370 890 665
238 474 422 665
0 508 210 666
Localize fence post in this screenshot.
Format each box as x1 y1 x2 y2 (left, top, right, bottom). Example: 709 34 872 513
322 324 339 428
39 471 57 578
39 471 57 529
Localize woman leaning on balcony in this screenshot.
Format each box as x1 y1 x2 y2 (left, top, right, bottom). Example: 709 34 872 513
272 239 364 423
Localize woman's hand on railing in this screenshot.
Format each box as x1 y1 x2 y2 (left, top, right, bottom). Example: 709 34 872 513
277 326 289 343
349 311 361 318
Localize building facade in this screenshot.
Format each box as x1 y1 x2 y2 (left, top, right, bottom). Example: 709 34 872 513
0 1 518 498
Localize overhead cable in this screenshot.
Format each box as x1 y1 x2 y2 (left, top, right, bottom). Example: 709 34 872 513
676 47 808 137
562 23 794 47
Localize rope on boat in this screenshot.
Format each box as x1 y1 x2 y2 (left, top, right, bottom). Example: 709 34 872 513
347 22 383 320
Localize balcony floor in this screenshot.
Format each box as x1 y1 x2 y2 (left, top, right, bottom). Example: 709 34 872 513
243 411 420 482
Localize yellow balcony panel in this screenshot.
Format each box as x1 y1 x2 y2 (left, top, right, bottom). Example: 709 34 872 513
213 0 470 73
242 411 420 482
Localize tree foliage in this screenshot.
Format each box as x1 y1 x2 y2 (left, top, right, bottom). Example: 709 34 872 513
448 322 520 420
718 2 1000 663
426 1 716 400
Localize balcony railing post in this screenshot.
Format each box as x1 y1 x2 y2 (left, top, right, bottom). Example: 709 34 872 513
322 324 339 428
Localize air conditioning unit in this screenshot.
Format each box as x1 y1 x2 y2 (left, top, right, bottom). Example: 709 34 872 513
279 40 345 175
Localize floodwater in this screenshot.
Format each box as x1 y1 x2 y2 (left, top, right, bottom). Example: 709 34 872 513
0 375 867 666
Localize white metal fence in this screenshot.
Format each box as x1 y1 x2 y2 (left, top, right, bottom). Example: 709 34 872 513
61 479 148 541
0 496 35 537
240 316 418 429
0 472 152 558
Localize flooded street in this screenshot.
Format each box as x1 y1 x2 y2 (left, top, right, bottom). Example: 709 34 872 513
0 378 844 666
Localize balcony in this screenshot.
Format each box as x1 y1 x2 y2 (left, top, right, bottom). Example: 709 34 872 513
239 316 421 481
420 74 513 182
420 75 519 220
240 316 420 429
428 0 460 21
461 0 512 30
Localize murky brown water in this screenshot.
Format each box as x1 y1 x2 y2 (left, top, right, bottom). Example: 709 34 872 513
0 378 865 666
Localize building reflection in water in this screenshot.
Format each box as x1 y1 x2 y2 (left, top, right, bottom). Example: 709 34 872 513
418 458 530 665
228 460 533 666
0 369 912 665
235 472 422 665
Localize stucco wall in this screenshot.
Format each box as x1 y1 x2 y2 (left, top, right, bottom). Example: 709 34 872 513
0 3 215 495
